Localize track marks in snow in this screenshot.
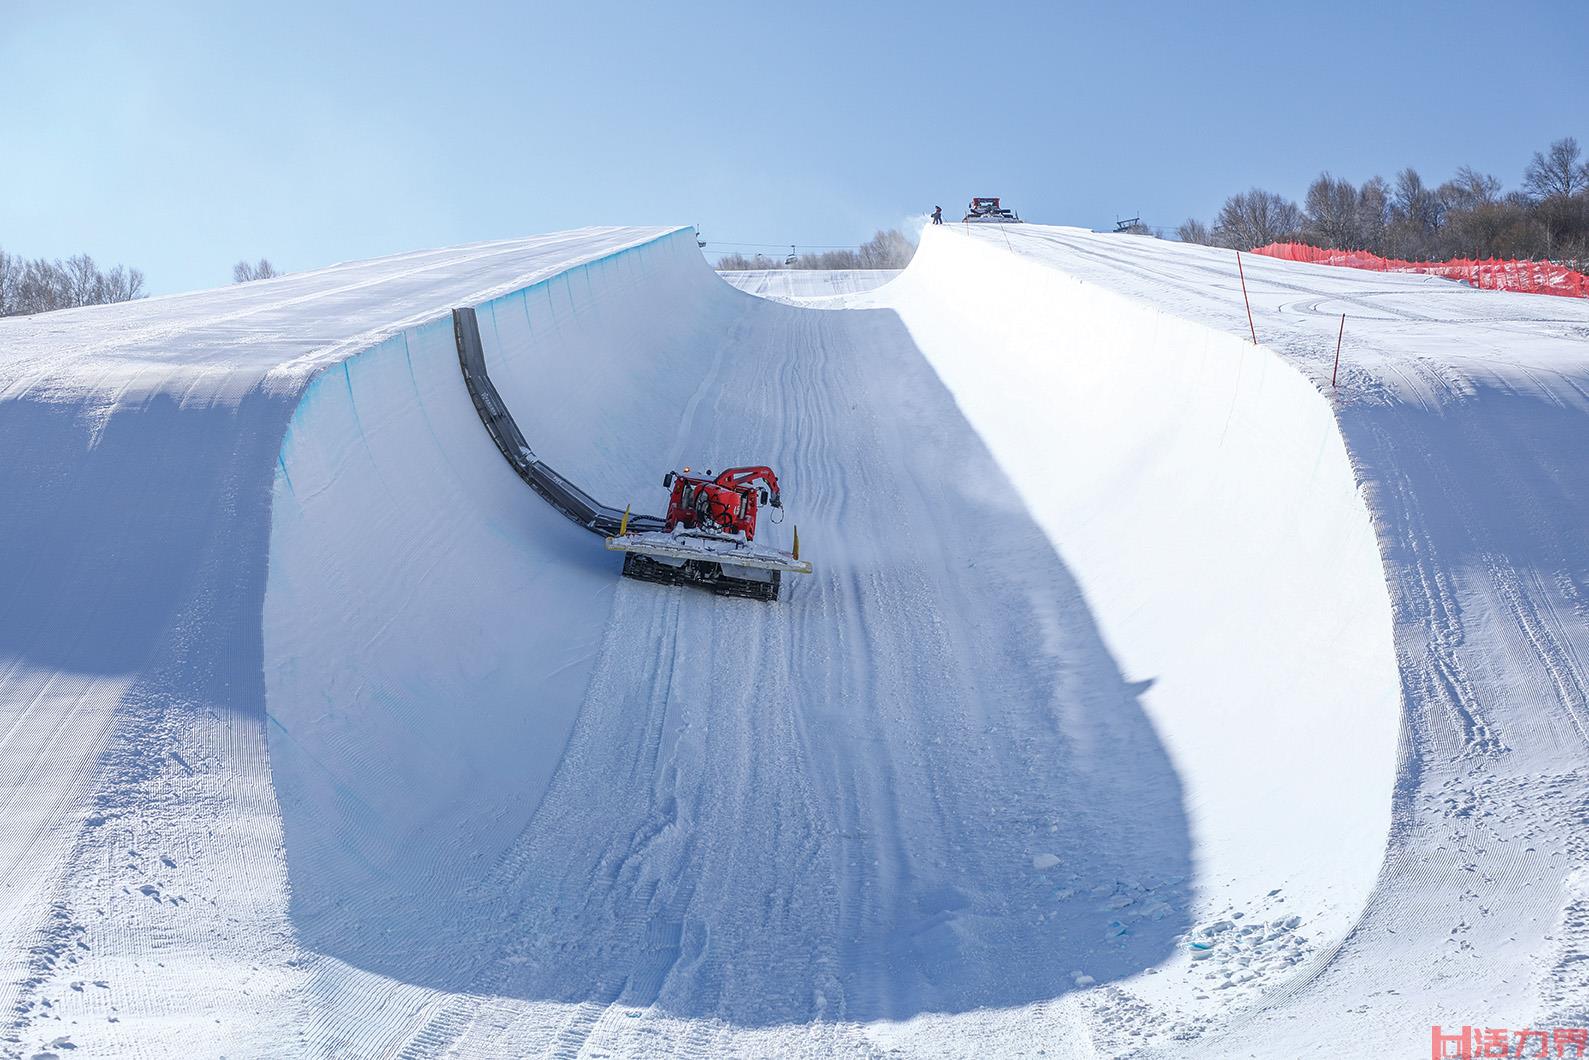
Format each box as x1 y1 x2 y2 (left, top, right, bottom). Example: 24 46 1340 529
1538 780 1589 1027
1355 413 1504 759
21 226 1582 1056
386 281 1191 1051
2 233 681 1059
1054 222 1589 1056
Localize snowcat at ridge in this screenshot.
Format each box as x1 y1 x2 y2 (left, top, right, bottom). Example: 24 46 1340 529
963 197 1023 223
605 465 811 602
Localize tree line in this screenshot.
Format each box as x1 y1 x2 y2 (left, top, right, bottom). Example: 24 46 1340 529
1176 136 1589 266
0 247 146 316
716 228 917 271
233 258 278 282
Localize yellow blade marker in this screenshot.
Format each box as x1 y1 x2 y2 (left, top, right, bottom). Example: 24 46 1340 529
793 525 800 561
618 504 631 536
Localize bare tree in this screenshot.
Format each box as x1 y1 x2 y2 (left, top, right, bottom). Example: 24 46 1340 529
1176 218 1210 244
1357 176 1391 254
1523 137 1588 200
233 258 279 283
857 228 917 268
99 264 145 304
1440 166 1503 212
797 248 862 269
717 229 917 271
1386 168 1445 257
1304 172 1364 248
1212 188 1303 250
0 246 145 316
65 254 102 308
1393 169 1443 229
0 248 22 316
1180 140 1589 265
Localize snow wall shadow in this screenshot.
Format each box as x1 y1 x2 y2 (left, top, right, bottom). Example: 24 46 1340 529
0 385 294 680
264 229 1194 1023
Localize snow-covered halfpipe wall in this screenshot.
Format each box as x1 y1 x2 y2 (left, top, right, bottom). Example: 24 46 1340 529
263 231 727 978
3 219 1409 1056
864 226 1402 963
260 226 1201 1044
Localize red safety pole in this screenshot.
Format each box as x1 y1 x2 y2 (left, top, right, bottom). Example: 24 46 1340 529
1332 312 1346 387
1236 250 1258 344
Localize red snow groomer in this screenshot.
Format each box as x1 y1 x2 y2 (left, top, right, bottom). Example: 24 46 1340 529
605 465 811 601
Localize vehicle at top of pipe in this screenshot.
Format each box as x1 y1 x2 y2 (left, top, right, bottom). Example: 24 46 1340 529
963 197 1023 223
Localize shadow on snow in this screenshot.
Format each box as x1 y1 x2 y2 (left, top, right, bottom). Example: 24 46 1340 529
273 302 1195 1025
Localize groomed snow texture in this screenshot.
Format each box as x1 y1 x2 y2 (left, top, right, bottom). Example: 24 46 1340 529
1 222 1585 1059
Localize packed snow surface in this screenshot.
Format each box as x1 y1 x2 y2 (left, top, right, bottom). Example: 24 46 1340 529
0 221 1584 1059
716 268 899 302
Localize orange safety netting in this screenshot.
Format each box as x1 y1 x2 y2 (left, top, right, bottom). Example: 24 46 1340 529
1250 242 1589 299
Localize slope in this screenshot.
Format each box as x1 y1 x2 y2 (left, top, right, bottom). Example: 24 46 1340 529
856 224 1589 1058
716 269 900 302
0 228 680 1058
261 229 1192 1056
4 219 1580 1060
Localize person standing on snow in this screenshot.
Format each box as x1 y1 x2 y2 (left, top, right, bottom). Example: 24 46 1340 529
931 205 943 225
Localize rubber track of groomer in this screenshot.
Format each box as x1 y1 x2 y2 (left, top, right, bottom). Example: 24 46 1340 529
453 306 665 536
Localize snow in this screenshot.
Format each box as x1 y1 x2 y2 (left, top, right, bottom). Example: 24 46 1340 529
829 226 1404 1044
2 219 1586 1059
717 268 900 302
0 227 680 1055
847 224 1589 1055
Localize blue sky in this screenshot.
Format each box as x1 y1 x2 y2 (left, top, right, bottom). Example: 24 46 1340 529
4 0 1586 294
